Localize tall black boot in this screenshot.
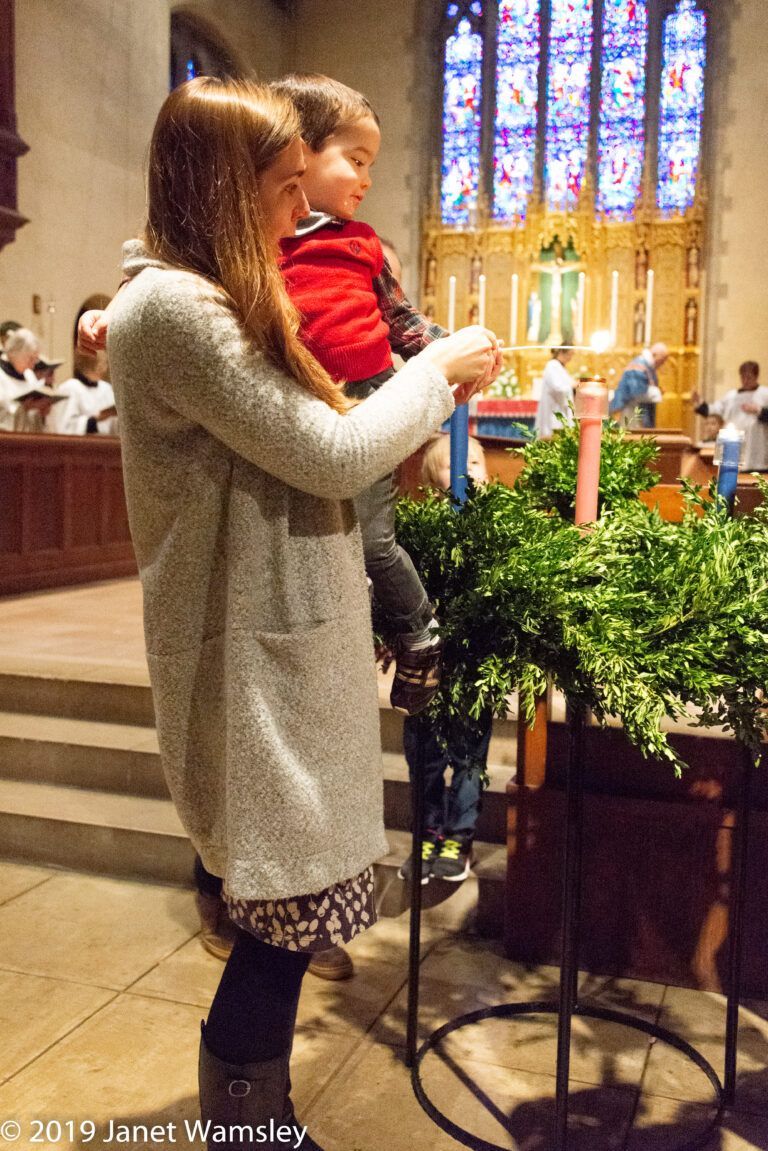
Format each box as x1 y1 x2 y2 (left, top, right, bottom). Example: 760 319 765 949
198 1024 324 1151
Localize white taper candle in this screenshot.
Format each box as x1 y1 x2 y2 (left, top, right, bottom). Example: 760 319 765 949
610 270 619 346
447 275 456 334
696 270 707 393
644 269 654 346
576 272 586 344
510 274 518 346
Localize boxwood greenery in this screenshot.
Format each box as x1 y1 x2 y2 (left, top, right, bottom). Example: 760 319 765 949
394 421 768 772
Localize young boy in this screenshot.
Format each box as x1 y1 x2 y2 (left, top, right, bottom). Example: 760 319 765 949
269 73 454 715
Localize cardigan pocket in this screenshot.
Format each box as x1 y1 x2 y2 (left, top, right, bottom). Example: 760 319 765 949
229 611 382 837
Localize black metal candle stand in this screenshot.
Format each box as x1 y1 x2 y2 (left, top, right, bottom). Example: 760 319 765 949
405 708 754 1151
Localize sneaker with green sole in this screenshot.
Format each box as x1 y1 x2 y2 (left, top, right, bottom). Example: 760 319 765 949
398 835 440 886
429 837 472 882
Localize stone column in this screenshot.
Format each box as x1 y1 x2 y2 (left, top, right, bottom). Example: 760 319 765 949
0 0 29 252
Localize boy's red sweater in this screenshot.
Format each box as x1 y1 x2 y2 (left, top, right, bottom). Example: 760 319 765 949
279 220 392 384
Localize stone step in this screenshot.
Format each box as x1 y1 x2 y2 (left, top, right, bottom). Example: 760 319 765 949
0 668 155 726
0 777 194 886
0 714 512 844
0 666 520 756
0 780 505 936
0 710 165 796
0 657 731 742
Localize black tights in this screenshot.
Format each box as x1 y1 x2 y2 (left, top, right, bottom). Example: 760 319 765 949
205 926 310 1066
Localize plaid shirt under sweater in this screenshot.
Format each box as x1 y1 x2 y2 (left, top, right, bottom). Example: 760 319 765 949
374 259 448 358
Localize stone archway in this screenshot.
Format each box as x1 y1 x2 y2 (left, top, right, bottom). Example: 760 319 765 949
170 8 244 89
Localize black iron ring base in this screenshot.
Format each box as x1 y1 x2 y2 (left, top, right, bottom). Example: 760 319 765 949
410 1000 725 1151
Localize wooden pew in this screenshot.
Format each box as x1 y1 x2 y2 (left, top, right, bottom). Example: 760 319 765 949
0 433 137 595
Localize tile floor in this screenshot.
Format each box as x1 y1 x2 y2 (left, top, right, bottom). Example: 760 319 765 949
0 861 766 1151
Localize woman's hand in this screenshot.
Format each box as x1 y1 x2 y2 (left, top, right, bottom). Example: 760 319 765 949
449 333 503 406
419 326 497 389
77 309 109 355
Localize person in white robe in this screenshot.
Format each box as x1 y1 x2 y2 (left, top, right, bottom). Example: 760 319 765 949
49 359 118 435
0 328 41 431
693 361 768 472
535 346 576 438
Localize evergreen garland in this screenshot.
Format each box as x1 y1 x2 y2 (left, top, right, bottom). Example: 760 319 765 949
395 421 768 772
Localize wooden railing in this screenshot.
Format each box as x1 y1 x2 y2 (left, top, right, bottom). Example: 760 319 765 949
0 433 137 595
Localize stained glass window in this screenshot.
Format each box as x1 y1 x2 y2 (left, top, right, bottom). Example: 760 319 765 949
657 0 707 212
545 0 593 209
438 0 709 226
597 0 647 218
492 0 540 221
441 13 484 225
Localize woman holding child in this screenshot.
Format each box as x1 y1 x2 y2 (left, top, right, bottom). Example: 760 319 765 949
104 77 498 1148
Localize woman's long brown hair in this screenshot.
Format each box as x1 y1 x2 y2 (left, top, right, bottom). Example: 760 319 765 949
144 76 349 414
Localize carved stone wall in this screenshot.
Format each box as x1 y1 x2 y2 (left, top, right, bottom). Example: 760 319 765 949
705 0 768 395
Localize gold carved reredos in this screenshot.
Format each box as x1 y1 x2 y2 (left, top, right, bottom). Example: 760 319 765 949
421 187 707 435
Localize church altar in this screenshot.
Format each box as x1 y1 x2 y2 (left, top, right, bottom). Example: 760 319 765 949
420 172 707 437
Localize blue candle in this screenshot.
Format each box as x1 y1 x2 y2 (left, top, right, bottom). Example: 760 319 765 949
449 404 469 504
715 427 742 514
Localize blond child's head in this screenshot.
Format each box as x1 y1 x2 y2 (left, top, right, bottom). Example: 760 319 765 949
421 434 488 492
270 73 381 223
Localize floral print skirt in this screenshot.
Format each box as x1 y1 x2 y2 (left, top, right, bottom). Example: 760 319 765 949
224 867 377 952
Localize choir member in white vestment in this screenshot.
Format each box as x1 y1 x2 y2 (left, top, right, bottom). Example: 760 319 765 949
50 360 118 435
693 361 768 472
0 328 41 431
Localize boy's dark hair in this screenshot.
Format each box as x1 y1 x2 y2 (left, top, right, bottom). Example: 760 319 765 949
269 73 379 151
739 360 760 378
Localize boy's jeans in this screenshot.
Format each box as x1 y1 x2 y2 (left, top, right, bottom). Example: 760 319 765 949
346 369 433 634
403 711 492 842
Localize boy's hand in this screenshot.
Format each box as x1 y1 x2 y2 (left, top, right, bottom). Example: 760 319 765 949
374 640 395 673
77 310 109 355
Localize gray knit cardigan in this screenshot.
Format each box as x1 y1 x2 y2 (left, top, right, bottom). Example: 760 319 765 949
107 257 455 901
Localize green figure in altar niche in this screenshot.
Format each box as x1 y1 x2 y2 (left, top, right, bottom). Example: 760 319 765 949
530 238 584 346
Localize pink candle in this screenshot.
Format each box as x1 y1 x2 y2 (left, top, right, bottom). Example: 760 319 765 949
574 384 607 525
